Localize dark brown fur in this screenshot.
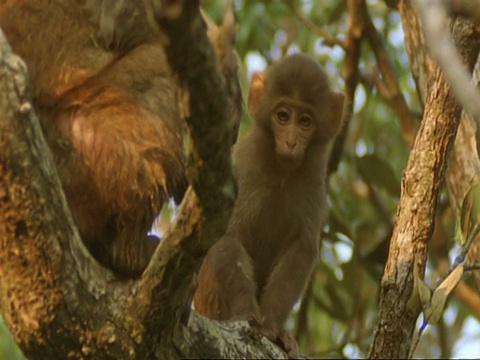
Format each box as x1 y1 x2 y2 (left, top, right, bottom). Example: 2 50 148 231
0 0 240 276
194 54 344 352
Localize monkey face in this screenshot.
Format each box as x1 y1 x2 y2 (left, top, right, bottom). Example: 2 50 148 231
270 102 316 170
248 54 345 173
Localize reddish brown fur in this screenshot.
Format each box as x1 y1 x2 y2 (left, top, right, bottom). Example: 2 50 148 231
0 1 240 276
194 54 344 352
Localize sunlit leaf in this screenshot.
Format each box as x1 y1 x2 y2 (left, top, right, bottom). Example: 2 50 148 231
424 288 447 325
454 215 467 246
413 261 432 307
424 265 464 324
408 257 431 311
418 276 431 309
437 264 464 298
459 183 480 246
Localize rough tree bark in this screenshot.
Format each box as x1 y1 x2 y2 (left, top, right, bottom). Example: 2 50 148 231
404 1 480 291
369 2 480 358
0 1 286 359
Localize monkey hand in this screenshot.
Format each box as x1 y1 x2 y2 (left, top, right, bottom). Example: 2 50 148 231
252 321 301 359
276 329 301 359
240 315 272 342
248 316 278 342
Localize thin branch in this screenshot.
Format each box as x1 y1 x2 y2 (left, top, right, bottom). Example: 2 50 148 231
286 0 345 49
414 0 480 126
362 1 417 147
343 0 364 105
454 281 480 319
328 0 364 174
130 0 236 334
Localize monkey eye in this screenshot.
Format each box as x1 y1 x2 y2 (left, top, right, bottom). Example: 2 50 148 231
275 108 290 124
298 115 313 129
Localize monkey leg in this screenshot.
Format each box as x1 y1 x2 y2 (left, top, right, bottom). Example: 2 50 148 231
258 238 318 340
194 236 261 321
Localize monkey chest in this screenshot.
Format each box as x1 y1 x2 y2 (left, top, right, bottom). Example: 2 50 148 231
238 174 321 249
246 191 304 248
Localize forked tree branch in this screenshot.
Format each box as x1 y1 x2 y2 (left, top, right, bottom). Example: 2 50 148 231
0 1 286 358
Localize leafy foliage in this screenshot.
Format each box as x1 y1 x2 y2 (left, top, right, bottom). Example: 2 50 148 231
1 0 479 358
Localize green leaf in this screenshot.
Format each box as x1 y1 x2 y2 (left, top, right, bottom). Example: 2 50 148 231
424 265 464 324
408 257 431 311
454 215 467 247
417 260 431 308
356 154 400 198
460 183 480 245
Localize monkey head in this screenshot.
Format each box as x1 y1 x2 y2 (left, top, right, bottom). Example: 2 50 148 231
248 54 344 171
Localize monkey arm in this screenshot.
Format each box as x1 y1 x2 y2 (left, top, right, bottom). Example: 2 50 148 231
258 236 319 340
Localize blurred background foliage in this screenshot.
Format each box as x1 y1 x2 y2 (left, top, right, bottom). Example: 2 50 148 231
1 0 479 359
0 317 23 360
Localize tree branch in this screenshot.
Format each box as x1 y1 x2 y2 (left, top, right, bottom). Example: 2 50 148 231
0 27 142 358
287 0 345 49
414 0 480 125
131 0 235 331
369 65 460 360
362 1 416 147
177 313 287 359
328 0 364 174
369 14 480 359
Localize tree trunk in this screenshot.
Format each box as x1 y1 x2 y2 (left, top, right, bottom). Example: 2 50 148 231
369 5 480 358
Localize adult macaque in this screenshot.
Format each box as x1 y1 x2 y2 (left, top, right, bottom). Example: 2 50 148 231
0 1 240 276
194 54 344 355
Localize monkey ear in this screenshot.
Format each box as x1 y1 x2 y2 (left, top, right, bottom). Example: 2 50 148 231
331 92 345 133
248 72 266 117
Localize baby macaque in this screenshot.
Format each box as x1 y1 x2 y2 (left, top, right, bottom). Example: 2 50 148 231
194 54 344 355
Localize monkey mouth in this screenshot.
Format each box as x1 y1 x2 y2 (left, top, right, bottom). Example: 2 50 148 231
275 153 302 171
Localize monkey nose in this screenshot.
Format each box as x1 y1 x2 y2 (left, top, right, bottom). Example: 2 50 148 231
286 141 296 150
